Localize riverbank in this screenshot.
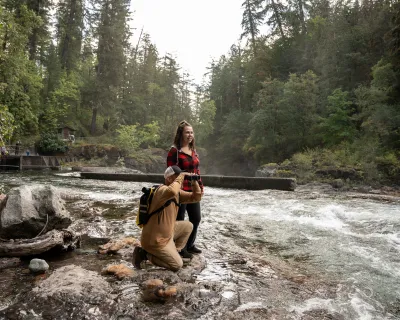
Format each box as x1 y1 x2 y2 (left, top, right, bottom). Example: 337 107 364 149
65 143 399 188
0 172 399 319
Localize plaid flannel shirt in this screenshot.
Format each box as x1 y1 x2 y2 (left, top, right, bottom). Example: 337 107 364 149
167 147 204 192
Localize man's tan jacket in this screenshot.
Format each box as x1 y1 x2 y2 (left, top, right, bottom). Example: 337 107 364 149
141 174 202 253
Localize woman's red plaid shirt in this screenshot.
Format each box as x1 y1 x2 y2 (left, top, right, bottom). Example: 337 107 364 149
167 147 204 192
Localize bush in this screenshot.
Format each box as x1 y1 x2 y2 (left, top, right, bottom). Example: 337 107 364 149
36 133 68 154
375 153 400 181
115 122 160 154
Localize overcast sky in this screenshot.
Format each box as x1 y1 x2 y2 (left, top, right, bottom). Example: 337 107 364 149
129 0 244 84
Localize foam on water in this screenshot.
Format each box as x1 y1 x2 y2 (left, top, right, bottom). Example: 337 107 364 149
289 294 388 320
289 297 337 315
349 294 385 320
234 301 265 312
340 244 400 278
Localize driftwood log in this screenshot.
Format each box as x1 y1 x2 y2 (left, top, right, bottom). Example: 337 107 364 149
0 229 80 257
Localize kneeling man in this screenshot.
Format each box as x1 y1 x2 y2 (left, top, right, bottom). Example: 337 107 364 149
133 165 202 271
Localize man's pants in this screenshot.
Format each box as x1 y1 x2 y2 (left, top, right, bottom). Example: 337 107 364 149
147 221 193 271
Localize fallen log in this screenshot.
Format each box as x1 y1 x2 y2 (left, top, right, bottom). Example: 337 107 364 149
0 229 80 257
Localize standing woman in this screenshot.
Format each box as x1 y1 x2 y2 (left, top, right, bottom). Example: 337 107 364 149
167 120 204 257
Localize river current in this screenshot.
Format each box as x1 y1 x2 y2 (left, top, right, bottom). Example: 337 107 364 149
1 171 399 319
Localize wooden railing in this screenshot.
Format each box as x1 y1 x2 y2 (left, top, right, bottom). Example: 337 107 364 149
3 145 28 156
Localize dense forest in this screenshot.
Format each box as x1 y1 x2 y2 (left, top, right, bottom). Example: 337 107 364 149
0 0 399 181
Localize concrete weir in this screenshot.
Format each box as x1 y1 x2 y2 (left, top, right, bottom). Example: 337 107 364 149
0 156 77 170
80 172 296 191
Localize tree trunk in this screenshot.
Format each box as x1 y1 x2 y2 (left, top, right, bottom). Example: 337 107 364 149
270 0 286 39
91 107 97 135
297 0 307 35
27 0 41 61
0 229 80 257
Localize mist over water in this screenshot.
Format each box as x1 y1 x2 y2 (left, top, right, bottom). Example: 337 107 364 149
1 172 399 319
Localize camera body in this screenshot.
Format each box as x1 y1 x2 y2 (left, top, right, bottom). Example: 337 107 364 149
184 174 201 181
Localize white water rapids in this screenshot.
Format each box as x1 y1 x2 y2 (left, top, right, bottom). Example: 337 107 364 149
1 172 399 319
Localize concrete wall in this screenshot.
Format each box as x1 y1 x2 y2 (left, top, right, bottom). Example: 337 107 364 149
80 172 296 191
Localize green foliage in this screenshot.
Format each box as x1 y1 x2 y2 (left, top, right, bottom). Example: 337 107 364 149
115 121 160 153
195 100 216 145
37 133 68 154
137 121 160 148
276 170 294 177
319 89 357 146
245 71 318 162
0 105 16 141
0 5 43 137
0 0 399 183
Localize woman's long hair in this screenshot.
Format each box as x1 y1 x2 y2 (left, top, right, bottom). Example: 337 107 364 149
173 120 195 150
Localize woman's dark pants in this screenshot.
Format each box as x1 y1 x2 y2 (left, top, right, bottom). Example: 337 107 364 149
177 202 201 249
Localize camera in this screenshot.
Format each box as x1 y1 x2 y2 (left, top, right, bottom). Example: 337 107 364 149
184 174 200 181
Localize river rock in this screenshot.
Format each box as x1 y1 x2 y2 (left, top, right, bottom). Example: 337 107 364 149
142 285 178 302
98 237 138 254
0 185 72 239
331 179 344 189
29 258 49 274
142 279 163 289
27 265 115 319
103 264 135 280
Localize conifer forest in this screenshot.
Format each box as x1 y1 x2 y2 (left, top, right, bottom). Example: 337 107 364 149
0 0 399 181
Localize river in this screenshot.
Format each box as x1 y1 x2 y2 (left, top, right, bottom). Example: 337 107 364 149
1 171 399 319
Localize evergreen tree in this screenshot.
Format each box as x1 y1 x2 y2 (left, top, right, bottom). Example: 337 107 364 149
56 0 84 73
91 0 130 134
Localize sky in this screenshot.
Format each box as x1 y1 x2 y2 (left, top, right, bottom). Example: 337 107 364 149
129 0 245 84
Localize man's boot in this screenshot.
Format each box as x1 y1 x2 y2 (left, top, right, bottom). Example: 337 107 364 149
179 248 193 259
132 246 147 269
187 245 202 254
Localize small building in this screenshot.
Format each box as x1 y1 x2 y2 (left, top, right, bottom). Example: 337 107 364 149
58 126 76 142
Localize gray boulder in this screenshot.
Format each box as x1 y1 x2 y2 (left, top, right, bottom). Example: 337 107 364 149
0 185 72 239
29 258 49 274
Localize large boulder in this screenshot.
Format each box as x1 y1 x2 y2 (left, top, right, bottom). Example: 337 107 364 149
2 265 116 320
0 185 72 239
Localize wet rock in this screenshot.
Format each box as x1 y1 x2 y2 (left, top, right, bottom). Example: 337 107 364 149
98 237 138 254
331 179 344 189
288 274 308 284
177 254 207 282
67 218 111 246
33 264 112 297
142 285 178 302
29 258 49 274
103 264 135 280
302 309 345 319
0 185 72 239
142 279 163 289
0 257 20 270
5 264 117 319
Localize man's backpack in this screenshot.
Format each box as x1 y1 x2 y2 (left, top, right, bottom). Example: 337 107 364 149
136 185 179 228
